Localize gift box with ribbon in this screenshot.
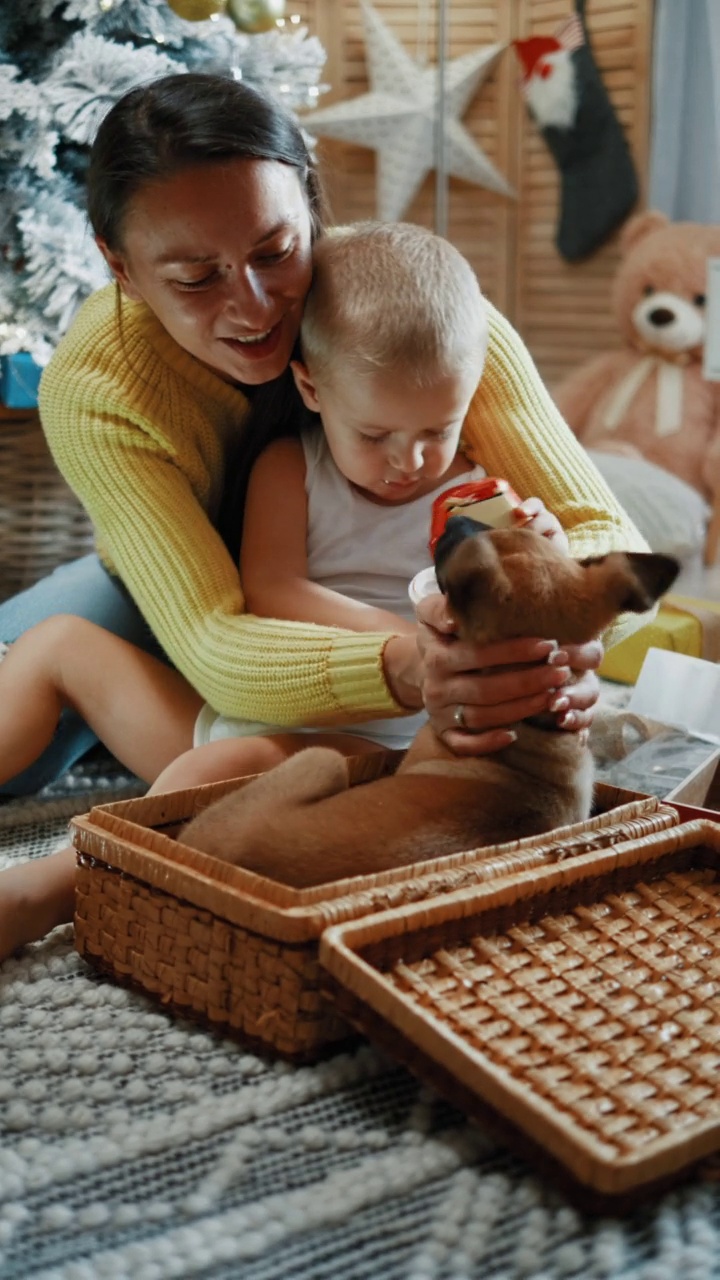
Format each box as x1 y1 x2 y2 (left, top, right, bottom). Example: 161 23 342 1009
599 592 720 684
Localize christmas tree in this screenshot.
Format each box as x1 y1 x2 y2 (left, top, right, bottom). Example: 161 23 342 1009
0 0 326 368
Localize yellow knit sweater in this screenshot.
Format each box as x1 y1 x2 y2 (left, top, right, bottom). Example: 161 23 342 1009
39 284 649 724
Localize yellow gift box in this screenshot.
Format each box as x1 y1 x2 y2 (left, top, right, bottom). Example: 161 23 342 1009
600 594 720 685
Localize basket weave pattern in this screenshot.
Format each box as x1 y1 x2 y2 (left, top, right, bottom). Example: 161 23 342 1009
390 865 720 1154
0 413 95 601
320 819 720 1204
75 858 350 1058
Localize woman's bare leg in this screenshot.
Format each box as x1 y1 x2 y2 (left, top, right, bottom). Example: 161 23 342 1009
0 846 76 961
150 732 385 793
0 617 204 963
0 615 203 786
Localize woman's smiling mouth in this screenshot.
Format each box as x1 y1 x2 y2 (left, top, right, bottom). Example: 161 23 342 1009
221 321 283 358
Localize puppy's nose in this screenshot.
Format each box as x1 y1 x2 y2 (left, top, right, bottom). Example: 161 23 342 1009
434 515 490 584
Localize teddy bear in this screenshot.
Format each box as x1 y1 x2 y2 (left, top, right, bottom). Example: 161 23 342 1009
553 210 720 564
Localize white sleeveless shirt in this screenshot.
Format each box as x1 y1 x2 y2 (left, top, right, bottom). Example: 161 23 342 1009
303 427 485 624
297 429 485 746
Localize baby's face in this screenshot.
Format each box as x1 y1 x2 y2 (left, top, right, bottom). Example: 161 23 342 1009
309 367 477 505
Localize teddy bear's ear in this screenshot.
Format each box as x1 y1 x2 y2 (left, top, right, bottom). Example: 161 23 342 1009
619 210 669 256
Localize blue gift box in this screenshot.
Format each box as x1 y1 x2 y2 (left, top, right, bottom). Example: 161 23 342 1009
0 352 42 408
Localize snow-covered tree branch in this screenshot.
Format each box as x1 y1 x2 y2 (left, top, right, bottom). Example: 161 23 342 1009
0 0 327 364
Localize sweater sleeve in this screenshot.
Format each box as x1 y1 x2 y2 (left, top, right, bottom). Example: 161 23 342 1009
38 302 401 726
61 427 395 724
462 303 655 650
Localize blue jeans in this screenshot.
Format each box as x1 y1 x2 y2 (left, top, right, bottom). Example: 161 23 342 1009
0 554 165 795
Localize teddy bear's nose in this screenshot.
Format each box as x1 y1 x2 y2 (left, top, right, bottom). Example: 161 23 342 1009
648 307 675 327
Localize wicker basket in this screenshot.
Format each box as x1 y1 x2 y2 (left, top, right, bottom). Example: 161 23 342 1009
321 818 720 1211
0 410 95 601
71 750 680 1061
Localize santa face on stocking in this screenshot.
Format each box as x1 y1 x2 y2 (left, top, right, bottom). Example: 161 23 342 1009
514 31 581 131
513 4 638 262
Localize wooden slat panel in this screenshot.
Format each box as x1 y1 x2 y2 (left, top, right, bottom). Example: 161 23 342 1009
299 1 652 386
513 0 652 388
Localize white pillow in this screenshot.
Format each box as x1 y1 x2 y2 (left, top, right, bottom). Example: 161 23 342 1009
587 448 710 560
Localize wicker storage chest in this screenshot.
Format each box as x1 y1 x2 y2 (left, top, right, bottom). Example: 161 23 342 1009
71 751 681 1062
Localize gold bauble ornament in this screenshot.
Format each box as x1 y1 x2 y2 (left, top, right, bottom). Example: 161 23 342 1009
226 0 286 33
166 0 227 20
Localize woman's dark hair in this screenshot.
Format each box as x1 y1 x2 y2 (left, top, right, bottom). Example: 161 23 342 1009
217 363 318 561
87 71 328 249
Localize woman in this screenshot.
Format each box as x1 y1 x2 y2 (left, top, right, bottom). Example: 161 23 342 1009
0 72 644 797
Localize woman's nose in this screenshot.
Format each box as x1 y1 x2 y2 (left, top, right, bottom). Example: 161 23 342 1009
222 269 271 324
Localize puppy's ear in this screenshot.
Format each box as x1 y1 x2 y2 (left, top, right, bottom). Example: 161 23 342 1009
434 515 492 592
621 552 680 611
581 551 680 613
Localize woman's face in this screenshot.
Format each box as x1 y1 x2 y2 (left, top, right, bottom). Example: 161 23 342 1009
98 158 314 385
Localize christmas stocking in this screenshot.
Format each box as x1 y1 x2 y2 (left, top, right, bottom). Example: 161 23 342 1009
513 0 638 262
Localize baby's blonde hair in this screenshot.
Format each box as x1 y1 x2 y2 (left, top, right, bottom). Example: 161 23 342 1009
300 221 488 389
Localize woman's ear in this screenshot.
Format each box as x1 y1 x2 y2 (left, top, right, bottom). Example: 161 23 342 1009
95 236 143 302
290 360 321 413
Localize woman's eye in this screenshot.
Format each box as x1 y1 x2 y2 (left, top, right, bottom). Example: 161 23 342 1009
173 274 217 291
360 434 387 445
257 243 294 265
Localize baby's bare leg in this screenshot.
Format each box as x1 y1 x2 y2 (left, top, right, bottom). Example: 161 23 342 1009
150 734 304 794
0 615 203 786
150 731 383 794
0 846 76 962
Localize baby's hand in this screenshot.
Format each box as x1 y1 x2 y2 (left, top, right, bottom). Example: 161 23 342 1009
513 497 569 555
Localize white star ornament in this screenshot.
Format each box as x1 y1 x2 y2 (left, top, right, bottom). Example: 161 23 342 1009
301 0 515 222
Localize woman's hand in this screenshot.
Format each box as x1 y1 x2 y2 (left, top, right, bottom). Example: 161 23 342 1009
414 593 603 756
549 641 602 732
381 633 424 711
513 496 570 554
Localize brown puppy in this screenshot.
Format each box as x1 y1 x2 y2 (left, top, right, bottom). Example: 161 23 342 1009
180 520 678 887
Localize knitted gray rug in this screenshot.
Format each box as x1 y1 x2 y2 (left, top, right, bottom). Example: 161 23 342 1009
3 750 720 1279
